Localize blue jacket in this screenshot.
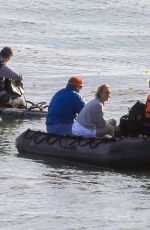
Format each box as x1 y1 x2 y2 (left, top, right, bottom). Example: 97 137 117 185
46 85 86 125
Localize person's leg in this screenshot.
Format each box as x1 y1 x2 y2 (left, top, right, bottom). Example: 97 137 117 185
72 121 96 137
96 125 114 137
46 124 72 135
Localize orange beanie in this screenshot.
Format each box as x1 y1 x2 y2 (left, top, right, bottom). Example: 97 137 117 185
68 76 83 86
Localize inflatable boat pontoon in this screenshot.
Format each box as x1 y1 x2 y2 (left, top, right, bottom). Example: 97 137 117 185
16 129 150 170
0 107 47 119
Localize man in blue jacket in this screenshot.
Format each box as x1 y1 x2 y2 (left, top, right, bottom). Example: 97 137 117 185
46 76 86 135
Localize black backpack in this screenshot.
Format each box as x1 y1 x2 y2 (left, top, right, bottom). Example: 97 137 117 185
119 101 146 137
129 100 146 122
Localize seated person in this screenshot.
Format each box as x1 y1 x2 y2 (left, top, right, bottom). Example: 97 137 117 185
0 47 26 108
46 76 86 135
72 84 116 138
144 94 150 122
137 94 150 136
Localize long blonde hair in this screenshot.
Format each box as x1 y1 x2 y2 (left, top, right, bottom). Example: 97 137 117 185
95 84 111 99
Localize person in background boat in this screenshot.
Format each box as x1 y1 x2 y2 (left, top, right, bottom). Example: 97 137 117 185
0 47 26 108
144 94 150 122
72 84 116 138
46 76 86 135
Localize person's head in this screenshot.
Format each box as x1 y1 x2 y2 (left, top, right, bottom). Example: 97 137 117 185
95 84 111 104
67 76 83 92
0 47 13 62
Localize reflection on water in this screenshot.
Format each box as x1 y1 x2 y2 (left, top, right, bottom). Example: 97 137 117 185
18 151 150 178
0 119 24 154
1 120 150 230
0 117 45 154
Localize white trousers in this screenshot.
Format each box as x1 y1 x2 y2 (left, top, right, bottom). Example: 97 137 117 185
72 121 114 138
72 121 96 138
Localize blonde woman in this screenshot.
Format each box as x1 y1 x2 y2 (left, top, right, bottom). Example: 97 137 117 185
72 84 116 138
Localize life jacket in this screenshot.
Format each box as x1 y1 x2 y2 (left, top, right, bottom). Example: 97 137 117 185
145 94 150 118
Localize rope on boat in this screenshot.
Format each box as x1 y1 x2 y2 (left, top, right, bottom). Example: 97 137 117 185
47 135 60 145
33 133 47 144
24 129 36 139
24 129 117 150
26 101 48 112
59 136 69 149
89 139 104 149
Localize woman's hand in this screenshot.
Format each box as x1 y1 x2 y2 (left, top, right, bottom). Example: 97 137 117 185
109 118 117 126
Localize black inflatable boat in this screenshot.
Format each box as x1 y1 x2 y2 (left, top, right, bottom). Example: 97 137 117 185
16 129 150 170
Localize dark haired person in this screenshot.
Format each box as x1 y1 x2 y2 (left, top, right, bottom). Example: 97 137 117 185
46 76 86 135
72 84 116 137
0 47 25 108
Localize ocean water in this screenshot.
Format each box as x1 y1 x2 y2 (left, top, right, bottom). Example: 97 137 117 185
0 0 150 229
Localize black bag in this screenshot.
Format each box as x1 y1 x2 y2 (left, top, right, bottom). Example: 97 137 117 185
119 101 146 137
5 78 24 97
129 100 145 122
119 114 130 137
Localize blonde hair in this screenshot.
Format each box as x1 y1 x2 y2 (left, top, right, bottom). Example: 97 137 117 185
95 84 111 99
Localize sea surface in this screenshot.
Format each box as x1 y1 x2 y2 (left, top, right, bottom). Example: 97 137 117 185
0 0 150 229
